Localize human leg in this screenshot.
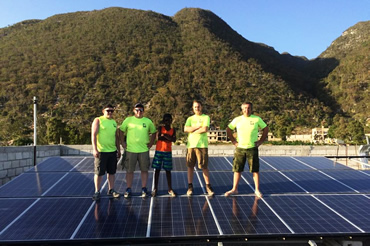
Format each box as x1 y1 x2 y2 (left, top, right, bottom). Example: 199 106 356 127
225 148 246 196
154 169 160 191
186 148 196 184
93 155 106 200
253 172 262 198
138 151 150 197
107 173 115 190
141 171 148 188
249 148 262 198
106 151 118 191
94 174 103 193
225 172 242 196
165 170 172 191
126 172 134 188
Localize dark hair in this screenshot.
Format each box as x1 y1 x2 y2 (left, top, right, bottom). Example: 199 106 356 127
162 113 172 121
193 100 202 106
241 102 253 109
104 104 114 109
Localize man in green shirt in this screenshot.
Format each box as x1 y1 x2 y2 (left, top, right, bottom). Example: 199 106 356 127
91 104 121 201
225 102 268 198
119 103 156 198
184 100 214 196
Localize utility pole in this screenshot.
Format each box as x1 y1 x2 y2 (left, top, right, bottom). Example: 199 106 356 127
33 96 37 166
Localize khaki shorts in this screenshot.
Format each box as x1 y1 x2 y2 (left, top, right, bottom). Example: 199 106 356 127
124 151 150 172
186 148 208 169
233 147 259 173
94 151 117 176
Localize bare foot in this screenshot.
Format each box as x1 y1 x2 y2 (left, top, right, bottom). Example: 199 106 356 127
255 190 263 198
225 190 238 197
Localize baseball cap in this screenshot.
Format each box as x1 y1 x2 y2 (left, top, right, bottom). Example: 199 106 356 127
134 103 144 109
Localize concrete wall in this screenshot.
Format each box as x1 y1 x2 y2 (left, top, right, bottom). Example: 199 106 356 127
0 146 60 185
0 144 365 186
59 144 360 157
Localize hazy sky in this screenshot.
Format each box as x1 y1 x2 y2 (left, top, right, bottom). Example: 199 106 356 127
0 0 369 59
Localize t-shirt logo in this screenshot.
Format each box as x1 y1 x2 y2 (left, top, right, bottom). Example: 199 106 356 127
143 123 147 128
250 121 255 125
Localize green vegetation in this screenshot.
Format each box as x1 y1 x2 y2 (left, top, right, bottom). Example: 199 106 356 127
0 8 368 145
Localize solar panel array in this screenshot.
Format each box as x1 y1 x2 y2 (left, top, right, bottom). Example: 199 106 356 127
0 156 369 244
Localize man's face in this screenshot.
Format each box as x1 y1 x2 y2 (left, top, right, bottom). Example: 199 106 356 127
192 102 202 115
242 104 252 117
133 107 144 118
103 108 114 119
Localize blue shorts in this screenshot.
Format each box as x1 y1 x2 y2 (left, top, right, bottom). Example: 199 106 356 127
152 151 173 171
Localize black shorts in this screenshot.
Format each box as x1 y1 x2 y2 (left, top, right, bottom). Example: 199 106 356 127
94 151 117 176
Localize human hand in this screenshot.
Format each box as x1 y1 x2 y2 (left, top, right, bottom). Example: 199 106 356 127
93 149 100 158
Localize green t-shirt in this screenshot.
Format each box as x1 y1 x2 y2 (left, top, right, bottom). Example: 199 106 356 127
96 116 117 152
120 116 156 153
185 114 210 148
228 114 267 149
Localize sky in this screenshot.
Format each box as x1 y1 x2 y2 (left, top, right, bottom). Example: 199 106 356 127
0 0 369 59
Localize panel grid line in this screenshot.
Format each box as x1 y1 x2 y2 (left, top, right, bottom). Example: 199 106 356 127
223 156 295 233
311 195 365 233
194 168 224 235
291 157 360 193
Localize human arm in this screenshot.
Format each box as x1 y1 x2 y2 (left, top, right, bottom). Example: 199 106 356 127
193 126 208 134
91 118 100 158
159 128 177 142
184 125 201 133
117 128 127 150
227 127 238 147
147 132 156 149
184 115 209 134
115 129 121 158
255 126 269 147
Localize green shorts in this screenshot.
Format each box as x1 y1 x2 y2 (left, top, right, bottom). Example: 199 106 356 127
124 151 150 172
186 148 208 169
232 147 259 173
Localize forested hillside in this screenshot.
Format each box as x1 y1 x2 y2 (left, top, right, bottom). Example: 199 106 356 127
0 8 367 145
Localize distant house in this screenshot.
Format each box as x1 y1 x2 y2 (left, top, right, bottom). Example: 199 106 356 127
286 134 311 142
267 132 281 142
312 127 333 144
208 127 228 143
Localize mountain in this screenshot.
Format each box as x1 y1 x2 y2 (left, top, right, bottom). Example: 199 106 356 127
317 21 369 121
0 7 367 145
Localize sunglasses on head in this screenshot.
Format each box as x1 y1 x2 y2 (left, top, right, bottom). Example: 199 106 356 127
135 108 144 112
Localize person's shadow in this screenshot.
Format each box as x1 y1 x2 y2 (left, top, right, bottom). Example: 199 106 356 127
231 196 260 234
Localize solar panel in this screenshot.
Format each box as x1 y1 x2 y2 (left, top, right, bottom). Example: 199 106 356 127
211 196 292 235
294 156 352 170
0 156 369 244
264 195 364 234
0 198 93 240
75 197 150 239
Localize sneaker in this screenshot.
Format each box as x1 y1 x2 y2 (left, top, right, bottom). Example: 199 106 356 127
124 188 132 198
206 184 215 196
92 191 101 201
187 184 193 196
151 189 157 197
168 190 176 197
107 189 120 198
141 187 148 198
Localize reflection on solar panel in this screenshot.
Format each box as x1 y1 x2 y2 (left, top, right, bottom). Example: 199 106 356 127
0 156 369 245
